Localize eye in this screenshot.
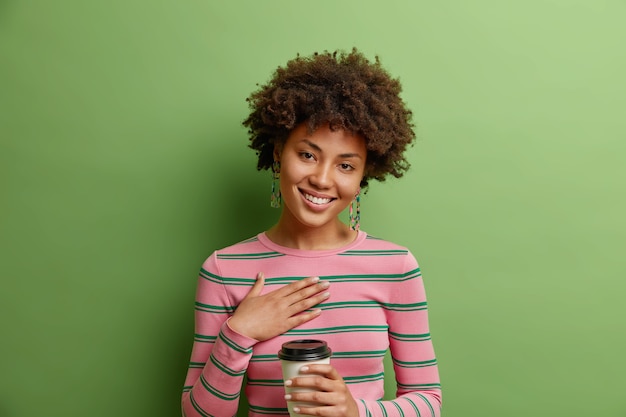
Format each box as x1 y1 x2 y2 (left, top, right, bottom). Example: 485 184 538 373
340 163 355 171
300 152 315 160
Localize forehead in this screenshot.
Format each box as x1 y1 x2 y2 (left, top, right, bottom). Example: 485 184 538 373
285 123 366 155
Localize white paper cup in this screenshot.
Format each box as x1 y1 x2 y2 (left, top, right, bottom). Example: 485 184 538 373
278 340 332 417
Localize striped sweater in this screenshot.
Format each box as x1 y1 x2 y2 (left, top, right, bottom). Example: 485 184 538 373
181 231 441 417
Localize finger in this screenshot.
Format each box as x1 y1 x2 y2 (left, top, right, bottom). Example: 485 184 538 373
287 366 343 393
285 280 330 307
278 276 321 297
286 390 335 406
288 374 334 392
292 405 328 416
299 364 340 380
285 307 322 328
245 272 265 298
287 289 330 313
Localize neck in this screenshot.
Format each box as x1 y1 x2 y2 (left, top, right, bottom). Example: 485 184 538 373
266 215 357 251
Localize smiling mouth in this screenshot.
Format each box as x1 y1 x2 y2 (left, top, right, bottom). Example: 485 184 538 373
302 191 334 205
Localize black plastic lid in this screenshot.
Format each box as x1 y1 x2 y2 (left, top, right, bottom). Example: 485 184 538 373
277 339 332 361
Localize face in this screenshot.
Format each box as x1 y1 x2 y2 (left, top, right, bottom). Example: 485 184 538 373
275 123 367 231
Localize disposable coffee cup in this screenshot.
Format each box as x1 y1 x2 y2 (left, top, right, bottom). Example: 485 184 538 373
278 339 332 417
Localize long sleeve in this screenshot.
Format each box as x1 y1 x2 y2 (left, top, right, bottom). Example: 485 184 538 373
355 253 442 417
180 233 442 417
181 253 257 417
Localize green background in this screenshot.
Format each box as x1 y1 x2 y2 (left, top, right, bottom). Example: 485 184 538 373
1 1 625 416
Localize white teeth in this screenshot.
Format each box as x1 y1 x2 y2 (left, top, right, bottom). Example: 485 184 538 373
304 193 332 205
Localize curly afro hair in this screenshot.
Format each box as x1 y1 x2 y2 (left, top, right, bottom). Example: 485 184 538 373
243 48 416 188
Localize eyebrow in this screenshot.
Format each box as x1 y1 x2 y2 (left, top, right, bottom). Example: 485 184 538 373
302 139 364 159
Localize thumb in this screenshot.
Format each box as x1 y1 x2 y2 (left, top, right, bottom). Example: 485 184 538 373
245 272 265 298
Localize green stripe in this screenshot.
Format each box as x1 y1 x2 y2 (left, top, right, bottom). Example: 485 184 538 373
332 349 387 359
195 301 235 314
210 354 246 377
248 404 290 415
188 361 206 369
382 301 427 310
321 268 421 283
339 249 408 256
415 392 437 417
189 391 212 417
250 354 278 362
397 383 441 390
318 300 427 312
317 301 381 310
199 268 422 287
285 325 388 336
247 378 284 387
218 332 252 354
182 385 193 392
391 400 405 417
199 373 239 401
376 401 389 417
393 358 437 368
360 399 372 417
217 252 285 260
199 270 303 286
240 273 420 284
194 334 217 343
199 269 255 287
343 372 385 384
389 331 431 342
404 397 421 417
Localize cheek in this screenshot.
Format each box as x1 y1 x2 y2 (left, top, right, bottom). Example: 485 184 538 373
339 179 362 198
279 164 305 187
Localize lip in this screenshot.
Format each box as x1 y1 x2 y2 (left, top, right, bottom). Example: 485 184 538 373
299 188 335 200
299 188 336 211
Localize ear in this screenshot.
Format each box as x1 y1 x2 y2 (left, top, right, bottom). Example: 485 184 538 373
272 143 283 162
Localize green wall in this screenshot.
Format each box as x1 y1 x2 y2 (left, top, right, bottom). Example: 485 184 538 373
1 1 625 416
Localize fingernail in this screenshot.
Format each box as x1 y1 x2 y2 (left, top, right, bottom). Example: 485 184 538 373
293 407 301 413
319 280 330 288
300 366 309 372
322 292 330 299
311 276 320 282
284 379 292 386
284 394 292 400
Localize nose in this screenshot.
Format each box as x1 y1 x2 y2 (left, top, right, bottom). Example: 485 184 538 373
309 163 333 189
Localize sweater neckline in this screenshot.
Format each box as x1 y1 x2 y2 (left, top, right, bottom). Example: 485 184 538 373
257 230 367 257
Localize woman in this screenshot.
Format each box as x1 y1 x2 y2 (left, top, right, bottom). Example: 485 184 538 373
182 49 441 417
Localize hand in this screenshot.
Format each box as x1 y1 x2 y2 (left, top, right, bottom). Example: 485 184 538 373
284 364 358 417
228 273 330 341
